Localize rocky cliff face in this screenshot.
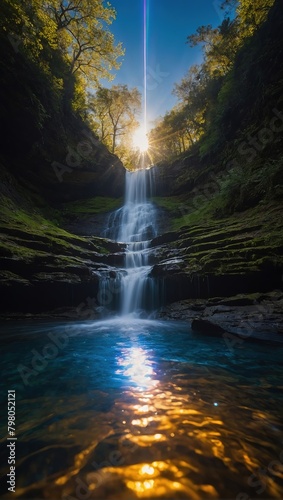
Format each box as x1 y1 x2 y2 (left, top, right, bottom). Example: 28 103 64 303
0 163 125 314
25 123 126 203
150 201 283 302
0 27 126 314
146 0 283 333
147 199 283 341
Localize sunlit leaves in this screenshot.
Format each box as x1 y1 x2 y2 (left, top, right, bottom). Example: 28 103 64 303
1 0 57 58
89 85 141 155
1 0 124 88
46 0 124 84
148 105 199 163
187 19 240 77
236 0 275 37
149 0 276 162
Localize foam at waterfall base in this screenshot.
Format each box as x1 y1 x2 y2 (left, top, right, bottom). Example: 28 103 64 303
85 314 171 331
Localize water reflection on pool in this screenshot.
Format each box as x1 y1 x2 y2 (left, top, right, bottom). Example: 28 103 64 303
0 317 283 499
116 346 158 390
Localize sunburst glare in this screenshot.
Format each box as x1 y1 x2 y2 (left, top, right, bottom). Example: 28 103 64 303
132 126 149 153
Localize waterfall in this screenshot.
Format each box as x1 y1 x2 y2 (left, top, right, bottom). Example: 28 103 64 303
101 168 159 316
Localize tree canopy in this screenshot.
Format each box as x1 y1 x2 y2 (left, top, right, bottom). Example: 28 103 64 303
1 0 124 113
2 0 123 72
46 0 124 84
88 84 141 163
149 0 276 163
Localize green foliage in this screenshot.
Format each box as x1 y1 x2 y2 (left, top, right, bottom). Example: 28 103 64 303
187 19 240 77
199 0 283 156
88 84 141 156
0 0 126 178
150 0 279 167
45 0 124 84
219 158 283 213
236 0 275 37
149 104 200 163
0 0 58 60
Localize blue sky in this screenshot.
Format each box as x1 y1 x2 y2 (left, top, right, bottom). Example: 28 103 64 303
107 0 226 129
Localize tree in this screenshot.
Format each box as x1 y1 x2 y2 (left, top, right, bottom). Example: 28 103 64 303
46 0 124 85
148 105 199 163
1 0 58 60
187 19 240 77
89 84 141 154
236 0 275 37
173 65 212 136
1 0 124 116
222 0 275 38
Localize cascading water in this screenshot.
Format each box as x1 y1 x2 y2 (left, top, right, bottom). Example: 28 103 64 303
101 168 159 315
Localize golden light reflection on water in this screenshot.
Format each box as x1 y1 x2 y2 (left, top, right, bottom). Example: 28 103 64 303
74 346 282 500
116 346 158 390
11 346 283 500
108 346 228 498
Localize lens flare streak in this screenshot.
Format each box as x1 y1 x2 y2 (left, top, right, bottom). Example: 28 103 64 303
143 0 147 131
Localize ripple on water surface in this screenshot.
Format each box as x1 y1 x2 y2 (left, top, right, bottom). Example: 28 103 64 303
0 318 283 499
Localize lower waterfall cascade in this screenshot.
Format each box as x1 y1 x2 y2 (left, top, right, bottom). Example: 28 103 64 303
100 168 161 316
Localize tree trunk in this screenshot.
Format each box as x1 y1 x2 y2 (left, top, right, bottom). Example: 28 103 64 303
112 128 116 153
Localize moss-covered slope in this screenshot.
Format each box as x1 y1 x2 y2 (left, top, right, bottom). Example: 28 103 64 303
151 197 283 301
0 165 124 313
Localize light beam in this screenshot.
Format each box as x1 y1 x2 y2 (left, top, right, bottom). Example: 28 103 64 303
143 0 147 135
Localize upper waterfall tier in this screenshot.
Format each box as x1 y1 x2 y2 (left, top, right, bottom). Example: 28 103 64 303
105 168 157 244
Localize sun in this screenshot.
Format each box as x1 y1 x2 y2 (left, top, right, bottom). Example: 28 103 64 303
132 126 149 152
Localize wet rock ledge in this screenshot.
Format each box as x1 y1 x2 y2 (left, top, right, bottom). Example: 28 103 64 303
156 290 283 343
0 224 126 314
